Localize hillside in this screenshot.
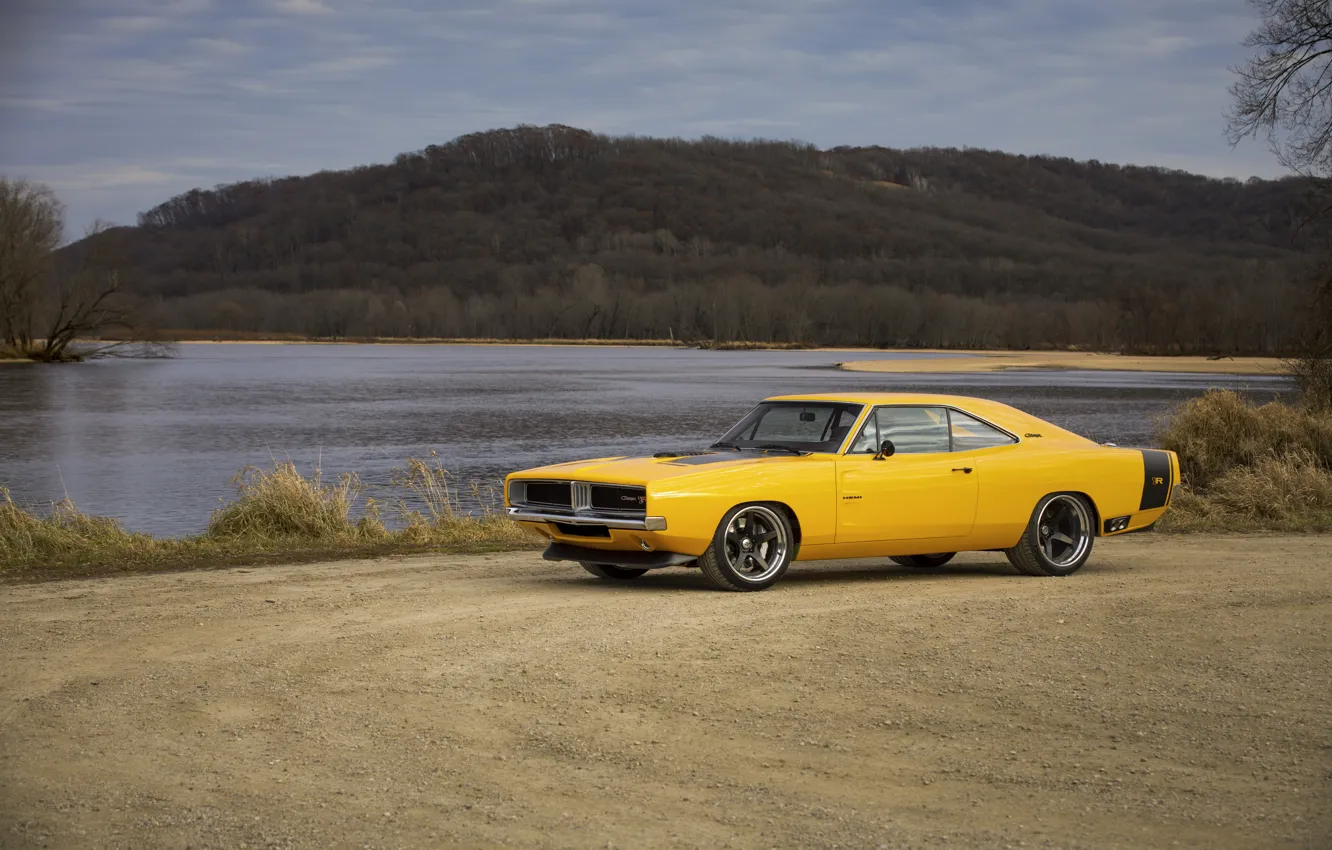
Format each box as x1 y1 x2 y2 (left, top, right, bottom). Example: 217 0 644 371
100 125 1320 352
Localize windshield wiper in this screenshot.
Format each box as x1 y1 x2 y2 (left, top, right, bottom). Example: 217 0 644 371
710 441 742 451
755 444 807 455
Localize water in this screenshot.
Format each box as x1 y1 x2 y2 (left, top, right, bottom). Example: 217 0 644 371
0 344 1291 536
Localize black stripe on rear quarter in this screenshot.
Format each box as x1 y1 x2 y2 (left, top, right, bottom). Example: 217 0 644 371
1139 450 1172 510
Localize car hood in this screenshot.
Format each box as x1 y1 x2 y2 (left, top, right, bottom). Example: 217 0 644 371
508 452 820 486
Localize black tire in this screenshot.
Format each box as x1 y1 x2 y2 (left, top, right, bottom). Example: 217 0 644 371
698 503 795 592
1005 493 1095 577
579 562 648 580
890 553 956 568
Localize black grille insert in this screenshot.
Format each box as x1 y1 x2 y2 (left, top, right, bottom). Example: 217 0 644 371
554 522 611 538
525 481 572 508
590 485 646 513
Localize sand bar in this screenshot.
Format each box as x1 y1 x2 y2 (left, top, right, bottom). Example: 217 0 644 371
841 350 1286 375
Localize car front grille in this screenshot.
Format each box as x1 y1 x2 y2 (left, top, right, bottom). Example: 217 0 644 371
512 480 646 516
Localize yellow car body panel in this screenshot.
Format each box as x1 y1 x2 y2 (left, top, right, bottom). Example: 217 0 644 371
505 393 1177 564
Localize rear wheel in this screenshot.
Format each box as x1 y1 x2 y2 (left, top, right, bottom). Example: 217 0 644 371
890 553 955 568
698 503 795 592
1005 493 1094 577
580 562 648 580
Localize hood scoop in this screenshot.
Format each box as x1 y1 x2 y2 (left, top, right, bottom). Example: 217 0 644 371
653 450 715 459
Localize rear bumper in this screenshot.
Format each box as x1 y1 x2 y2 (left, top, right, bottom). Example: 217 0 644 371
507 507 667 531
542 542 696 569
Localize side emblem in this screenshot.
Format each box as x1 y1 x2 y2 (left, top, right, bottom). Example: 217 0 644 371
1152 477 1164 485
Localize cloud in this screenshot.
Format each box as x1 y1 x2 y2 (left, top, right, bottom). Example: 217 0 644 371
0 0 1291 234
291 51 397 78
270 0 334 14
45 164 181 191
191 36 250 55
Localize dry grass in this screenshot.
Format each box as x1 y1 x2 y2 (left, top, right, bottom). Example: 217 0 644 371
1158 390 1332 489
207 462 386 542
0 458 536 577
1157 390 1332 532
0 488 156 563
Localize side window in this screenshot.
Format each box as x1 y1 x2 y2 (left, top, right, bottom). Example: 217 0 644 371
854 407 951 454
949 410 1017 451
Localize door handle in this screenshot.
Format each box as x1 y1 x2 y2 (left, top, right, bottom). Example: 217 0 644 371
952 467 973 474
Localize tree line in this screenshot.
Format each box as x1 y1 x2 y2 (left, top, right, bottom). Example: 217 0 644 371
136 264 1310 354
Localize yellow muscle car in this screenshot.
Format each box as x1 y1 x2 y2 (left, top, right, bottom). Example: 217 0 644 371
505 393 1178 591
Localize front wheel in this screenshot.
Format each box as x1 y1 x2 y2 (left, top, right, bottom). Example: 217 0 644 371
698 503 795 591
890 553 955 568
1005 493 1094 576
580 562 648 580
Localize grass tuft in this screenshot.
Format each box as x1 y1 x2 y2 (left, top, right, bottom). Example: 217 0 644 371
207 462 384 542
1157 390 1332 532
1 488 151 562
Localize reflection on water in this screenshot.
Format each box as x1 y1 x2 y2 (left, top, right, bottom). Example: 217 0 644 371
0 344 1290 536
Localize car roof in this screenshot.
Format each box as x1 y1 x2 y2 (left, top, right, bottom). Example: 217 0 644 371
762 393 1089 445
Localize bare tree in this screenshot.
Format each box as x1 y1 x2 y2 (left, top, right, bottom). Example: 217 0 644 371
1229 0 1332 180
0 178 164 361
34 222 144 361
1230 0 1332 407
0 178 63 353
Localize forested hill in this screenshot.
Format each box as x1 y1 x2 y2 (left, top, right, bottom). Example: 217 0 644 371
102 125 1319 352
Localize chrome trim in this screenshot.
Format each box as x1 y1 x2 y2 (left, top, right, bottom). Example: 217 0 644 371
571 481 593 512
507 507 667 531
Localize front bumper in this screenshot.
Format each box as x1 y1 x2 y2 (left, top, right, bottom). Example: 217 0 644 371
506 507 667 531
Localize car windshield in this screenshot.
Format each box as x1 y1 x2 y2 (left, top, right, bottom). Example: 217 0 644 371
714 402 864 453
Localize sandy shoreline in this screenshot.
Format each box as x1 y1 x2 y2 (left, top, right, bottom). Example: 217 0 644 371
840 349 1286 376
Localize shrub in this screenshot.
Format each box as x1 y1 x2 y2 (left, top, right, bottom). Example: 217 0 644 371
206 461 385 542
1158 390 1332 489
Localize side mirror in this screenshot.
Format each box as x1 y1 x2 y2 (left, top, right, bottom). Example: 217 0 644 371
873 439 895 460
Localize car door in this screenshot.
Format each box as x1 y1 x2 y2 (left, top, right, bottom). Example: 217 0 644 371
835 406 979 543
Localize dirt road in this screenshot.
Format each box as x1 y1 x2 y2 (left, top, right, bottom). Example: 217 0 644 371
2 536 1329 849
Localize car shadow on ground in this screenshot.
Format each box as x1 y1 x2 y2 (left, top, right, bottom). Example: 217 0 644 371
533 556 1033 592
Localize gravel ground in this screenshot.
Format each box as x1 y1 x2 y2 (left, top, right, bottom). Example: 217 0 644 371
1 535 1329 849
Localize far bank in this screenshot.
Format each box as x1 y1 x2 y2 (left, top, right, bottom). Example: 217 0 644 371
147 333 1290 375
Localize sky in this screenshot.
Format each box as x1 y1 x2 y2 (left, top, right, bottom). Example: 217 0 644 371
0 0 1285 237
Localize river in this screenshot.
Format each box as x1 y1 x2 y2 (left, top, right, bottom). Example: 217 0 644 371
0 344 1290 536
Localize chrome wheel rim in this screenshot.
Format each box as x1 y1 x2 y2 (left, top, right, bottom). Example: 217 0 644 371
723 506 788 583
1038 495 1091 568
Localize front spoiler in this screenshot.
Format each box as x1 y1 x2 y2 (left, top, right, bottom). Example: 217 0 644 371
543 542 696 570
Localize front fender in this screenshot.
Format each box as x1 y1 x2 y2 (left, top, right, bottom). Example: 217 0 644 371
647 459 838 554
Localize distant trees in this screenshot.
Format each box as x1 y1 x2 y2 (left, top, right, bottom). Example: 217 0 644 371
135 271 1309 355
1230 0 1332 405
0 177 157 362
